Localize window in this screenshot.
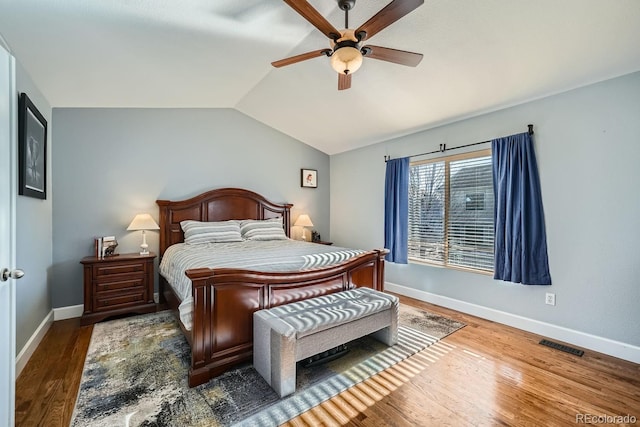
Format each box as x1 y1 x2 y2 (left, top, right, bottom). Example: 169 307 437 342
408 149 494 272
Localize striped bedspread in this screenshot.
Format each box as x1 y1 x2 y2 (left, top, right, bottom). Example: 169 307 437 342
159 239 365 330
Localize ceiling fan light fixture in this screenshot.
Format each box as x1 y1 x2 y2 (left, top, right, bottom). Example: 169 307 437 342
330 44 363 75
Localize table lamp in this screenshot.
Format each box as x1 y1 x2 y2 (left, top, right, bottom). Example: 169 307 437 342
127 213 160 255
294 214 314 241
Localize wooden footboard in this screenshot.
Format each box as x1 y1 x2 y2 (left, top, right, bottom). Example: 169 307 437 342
183 248 387 387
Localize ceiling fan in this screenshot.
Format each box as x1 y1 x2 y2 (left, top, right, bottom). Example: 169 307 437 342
272 0 424 90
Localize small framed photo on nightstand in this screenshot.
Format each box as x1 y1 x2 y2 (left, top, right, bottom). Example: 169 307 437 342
301 169 317 188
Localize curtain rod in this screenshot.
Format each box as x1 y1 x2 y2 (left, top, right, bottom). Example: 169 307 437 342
384 124 534 162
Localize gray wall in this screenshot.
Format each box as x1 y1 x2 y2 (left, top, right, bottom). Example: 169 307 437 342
15 61 53 353
51 108 330 308
330 71 640 347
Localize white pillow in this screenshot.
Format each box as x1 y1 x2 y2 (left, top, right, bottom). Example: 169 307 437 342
180 220 243 244
240 218 287 241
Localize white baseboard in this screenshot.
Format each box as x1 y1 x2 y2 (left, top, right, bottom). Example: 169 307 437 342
15 310 54 377
386 282 640 365
52 293 159 320
53 304 84 321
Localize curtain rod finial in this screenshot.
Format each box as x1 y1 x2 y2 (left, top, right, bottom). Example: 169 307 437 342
528 124 534 135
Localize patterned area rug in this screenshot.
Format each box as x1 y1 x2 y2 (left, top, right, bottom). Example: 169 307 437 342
71 303 464 427
398 304 466 339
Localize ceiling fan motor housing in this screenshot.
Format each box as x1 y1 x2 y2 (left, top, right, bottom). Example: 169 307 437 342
337 0 356 11
330 29 359 48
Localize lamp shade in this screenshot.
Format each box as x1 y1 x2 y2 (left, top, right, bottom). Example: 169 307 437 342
330 29 363 75
127 213 160 231
330 46 363 75
294 214 314 228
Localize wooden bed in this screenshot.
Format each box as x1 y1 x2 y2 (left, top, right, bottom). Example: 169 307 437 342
156 187 388 387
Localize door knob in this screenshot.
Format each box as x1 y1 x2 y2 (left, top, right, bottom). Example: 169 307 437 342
1 268 24 282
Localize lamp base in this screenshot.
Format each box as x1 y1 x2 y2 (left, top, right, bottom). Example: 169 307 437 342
140 231 150 256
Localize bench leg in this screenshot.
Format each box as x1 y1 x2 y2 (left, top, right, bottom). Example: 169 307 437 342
371 303 399 346
253 312 273 388
271 328 297 398
371 325 397 346
254 311 298 398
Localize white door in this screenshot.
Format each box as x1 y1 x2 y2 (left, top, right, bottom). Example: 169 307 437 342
0 44 18 427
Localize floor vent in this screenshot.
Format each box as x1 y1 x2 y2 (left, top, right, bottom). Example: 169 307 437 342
539 339 584 356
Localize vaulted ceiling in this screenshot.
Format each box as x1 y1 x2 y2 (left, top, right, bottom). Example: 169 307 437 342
1 0 639 154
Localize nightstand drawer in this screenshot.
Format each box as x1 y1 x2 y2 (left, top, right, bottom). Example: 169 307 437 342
94 290 146 310
95 277 145 293
94 261 146 277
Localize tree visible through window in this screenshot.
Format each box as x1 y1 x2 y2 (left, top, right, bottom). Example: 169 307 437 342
408 149 494 272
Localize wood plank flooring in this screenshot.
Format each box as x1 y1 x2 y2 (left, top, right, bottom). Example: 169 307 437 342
15 318 92 426
15 295 640 426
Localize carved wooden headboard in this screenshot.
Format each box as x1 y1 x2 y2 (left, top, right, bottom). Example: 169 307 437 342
156 188 292 256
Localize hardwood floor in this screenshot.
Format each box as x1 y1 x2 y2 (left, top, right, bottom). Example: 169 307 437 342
16 295 640 426
15 318 93 427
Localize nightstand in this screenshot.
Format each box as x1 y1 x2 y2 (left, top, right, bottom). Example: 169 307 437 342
80 253 157 325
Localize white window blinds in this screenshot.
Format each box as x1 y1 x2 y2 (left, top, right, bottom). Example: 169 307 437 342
409 161 446 263
408 149 494 273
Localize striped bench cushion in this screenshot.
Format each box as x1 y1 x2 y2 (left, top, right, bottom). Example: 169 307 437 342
266 288 397 339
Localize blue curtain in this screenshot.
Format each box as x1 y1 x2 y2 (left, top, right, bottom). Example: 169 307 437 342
492 132 551 285
384 157 409 263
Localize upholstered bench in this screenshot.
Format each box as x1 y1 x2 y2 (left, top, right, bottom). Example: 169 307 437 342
253 287 399 397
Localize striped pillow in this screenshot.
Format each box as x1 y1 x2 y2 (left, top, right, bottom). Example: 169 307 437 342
240 218 287 241
180 220 243 244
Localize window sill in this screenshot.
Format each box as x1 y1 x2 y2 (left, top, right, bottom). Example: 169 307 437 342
408 257 494 276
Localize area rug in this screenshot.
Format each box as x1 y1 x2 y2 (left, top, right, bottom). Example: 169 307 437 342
71 304 465 427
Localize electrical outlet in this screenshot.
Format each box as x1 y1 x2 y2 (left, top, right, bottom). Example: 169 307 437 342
545 292 556 306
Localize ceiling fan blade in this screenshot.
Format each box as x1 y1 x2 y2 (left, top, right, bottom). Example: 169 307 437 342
272 49 331 68
363 45 423 66
355 0 424 41
283 0 341 40
338 73 352 90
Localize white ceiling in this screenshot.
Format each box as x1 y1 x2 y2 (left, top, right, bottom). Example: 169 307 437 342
1 0 639 154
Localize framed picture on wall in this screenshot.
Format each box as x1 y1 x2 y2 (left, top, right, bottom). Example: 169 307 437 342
18 92 47 199
301 169 317 188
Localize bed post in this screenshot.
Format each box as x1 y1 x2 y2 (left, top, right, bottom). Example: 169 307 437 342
376 249 389 292
187 270 213 388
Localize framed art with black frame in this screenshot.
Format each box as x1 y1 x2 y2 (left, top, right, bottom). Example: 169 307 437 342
301 168 317 188
18 92 47 199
